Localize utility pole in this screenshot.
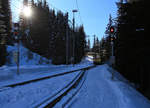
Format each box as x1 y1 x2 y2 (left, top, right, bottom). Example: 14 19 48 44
72 9 78 66
86 35 90 52
17 37 20 75
66 12 69 65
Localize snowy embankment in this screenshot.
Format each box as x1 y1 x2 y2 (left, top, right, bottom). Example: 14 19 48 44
6 43 50 66
64 65 150 108
0 43 93 88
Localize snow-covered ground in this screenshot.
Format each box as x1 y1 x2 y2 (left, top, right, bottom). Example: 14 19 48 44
0 71 80 108
0 43 93 87
0 56 92 108
0 52 93 108
0 57 93 88
2 48 149 108
6 44 50 66
65 64 150 108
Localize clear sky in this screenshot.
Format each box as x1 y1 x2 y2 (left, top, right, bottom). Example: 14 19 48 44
11 0 118 44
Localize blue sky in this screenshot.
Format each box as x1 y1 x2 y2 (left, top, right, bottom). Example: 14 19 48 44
47 0 118 40
11 0 118 44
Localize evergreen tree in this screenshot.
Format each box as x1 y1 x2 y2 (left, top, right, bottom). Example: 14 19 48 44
86 38 91 52
75 25 86 63
104 14 114 61
92 35 96 52
0 0 11 66
19 0 86 65
52 11 68 64
98 14 114 63
115 0 150 97
99 37 106 63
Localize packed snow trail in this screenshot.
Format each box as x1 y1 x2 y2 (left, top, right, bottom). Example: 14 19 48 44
69 65 150 108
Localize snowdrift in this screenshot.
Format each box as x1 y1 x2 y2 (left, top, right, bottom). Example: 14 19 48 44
6 43 50 66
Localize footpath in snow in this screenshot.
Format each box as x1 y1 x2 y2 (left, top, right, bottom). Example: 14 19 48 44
67 64 150 108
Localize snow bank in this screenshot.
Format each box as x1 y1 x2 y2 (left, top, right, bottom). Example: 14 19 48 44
6 43 50 66
69 64 150 108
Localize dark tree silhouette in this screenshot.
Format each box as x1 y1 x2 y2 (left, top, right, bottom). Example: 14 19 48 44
19 0 86 65
0 0 12 66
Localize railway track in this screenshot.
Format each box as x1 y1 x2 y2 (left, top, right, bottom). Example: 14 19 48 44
0 65 95 89
0 65 96 107
33 66 95 108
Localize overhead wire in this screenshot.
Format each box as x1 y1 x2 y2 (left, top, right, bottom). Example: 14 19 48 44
75 0 84 25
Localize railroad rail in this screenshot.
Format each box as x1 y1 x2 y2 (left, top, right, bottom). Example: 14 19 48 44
0 65 95 88
33 66 95 108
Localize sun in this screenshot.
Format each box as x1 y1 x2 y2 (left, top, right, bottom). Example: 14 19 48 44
23 6 32 17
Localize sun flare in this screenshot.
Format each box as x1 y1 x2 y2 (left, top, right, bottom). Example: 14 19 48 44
23 6 32 17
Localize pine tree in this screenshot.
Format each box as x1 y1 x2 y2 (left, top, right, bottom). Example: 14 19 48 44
75 25 86 63
52 11 68 64
19 0 86 65
92 35 96 52
115 0 150 97
99 37 104 63
86 38 91 52
104 14 113 61
0 0 12 66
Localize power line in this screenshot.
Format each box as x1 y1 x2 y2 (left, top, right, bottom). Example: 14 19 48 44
75 0 84 25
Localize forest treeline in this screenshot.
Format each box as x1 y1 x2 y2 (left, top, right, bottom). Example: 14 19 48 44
0 0 12 66
19 0 86 65
96 0 150 99
0 0 86 65
115 0 149 98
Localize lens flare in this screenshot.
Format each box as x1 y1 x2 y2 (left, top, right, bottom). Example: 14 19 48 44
23 6 32 17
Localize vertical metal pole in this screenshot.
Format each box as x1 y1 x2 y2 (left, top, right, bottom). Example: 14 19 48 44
66 12 69 65
111 33 115 80
73 13 75 66
17 39 20 75
72 10 78 66
111 39 114 56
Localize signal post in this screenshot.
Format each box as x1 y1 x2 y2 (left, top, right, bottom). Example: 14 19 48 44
110 26 115 80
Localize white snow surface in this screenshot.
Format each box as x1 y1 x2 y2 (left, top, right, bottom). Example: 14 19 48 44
0 60 93 87
0 57 93 108
0 71 80 108
67 64 150 108
6 43 50 66
1 54 149 108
